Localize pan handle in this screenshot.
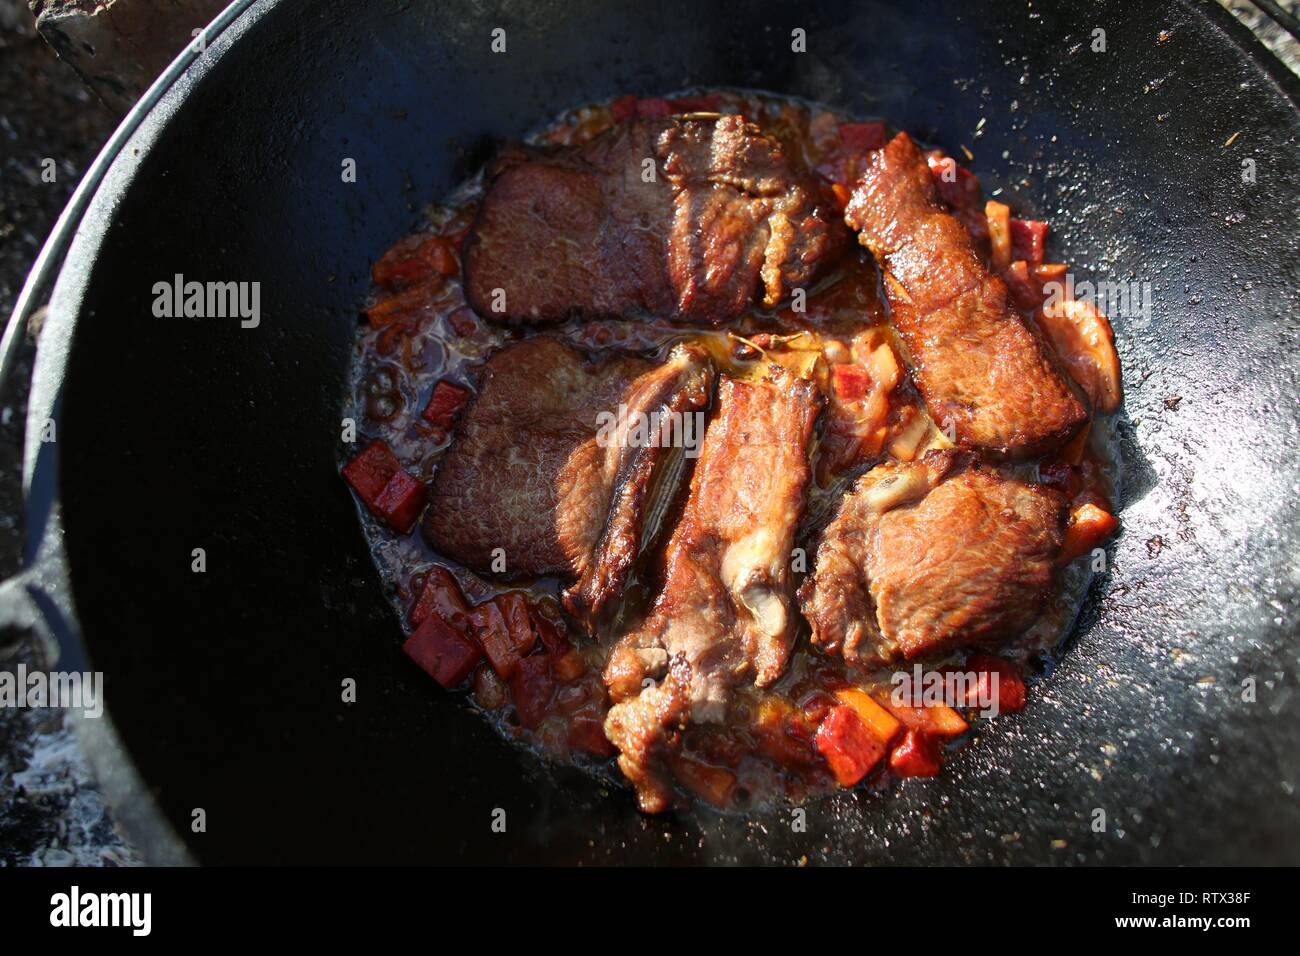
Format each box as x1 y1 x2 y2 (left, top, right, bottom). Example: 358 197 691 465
0 0 258 396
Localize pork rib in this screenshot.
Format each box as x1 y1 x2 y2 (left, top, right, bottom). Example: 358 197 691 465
845 132 1087 458
603 367 820 811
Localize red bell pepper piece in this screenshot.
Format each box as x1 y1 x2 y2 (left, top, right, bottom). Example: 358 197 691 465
421 380 470 431
371 469 426 534
569 712 615 758
372 235 461 289
927 155 981 212
409 566 471 631
343 440 426 533
610 94 638 123
470 595 536 679
403 613 482 689
1009 218 1049 264
341 439 398 502
634 97 673 119
832 363 872 402
508 653 555 729
964 654 1028 714
669 93 722 113
838 121 888 152
816 705 886 787
889 729 942 777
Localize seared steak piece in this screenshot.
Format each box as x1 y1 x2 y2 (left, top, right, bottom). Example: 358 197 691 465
463 115 847 325
799 450 1066 667
845 132 1087 458
425 339 714 609
603 367 821 812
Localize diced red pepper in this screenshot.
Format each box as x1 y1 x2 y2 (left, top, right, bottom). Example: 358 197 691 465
371 469 427 534
610 94 638 123
529 601 572 657
508 653 555 729
838 121 888 152
889 729 942 778
634 97 673 119
963 654 1028 715
402 613 482 689
881 700 968 737
421 380 470 431
816 705 886 787
568 712 615 757
343 440 426 533
470 597 534 679
409 566 471 631
669 93 722 113
1010 218 1049 264
667 753 737 807
832 363 872 402
496 591 538 656
341 439 399 503
1004 260 1041 311
371 235 460 289
927 154 983 217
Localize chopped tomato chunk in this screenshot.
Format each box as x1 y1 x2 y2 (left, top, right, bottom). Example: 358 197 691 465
372 234 459 289
409 566 471 630
1010 218 1049 263
508 653 555 729
816 705 886 787
529 600 572 657
962 655 1028 715
1061 502 1119 562
889 729 942 777
838 121 888 152
422 380 470 431
403 613 482 689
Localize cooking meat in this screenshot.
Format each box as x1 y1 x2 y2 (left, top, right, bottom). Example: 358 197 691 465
845 132 1087 458
563 343 716 629
799 449 1066 667
425 339 713 607
603 367 820 812
463 115 847 325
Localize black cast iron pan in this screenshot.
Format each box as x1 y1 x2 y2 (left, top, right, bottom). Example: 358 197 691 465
2 0 1298 864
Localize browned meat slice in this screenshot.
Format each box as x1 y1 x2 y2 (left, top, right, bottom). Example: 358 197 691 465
463 115 847 325
425 339 713 606
603 367 820 812
845 132 1087 458
799 450 1066 667
563 344 715 629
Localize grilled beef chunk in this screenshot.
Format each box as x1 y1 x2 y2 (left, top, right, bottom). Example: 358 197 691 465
845 132 1087 458
799 449 1066 667
463 115 847 325
603 367 820 812
425 339 714 610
